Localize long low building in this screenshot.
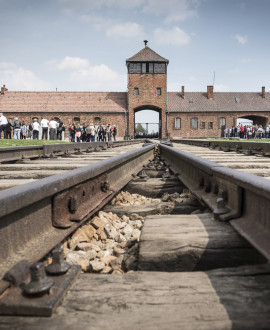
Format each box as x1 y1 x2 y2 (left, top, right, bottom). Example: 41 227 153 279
1 43 269 138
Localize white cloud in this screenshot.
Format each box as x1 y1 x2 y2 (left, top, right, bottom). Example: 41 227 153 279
143 0 199 23
153 27 191 45
80 15 144 39
60 0 199 24
106 22 144 39
234 34 247 45
49 57 126 91
57 57 90 70
0 62 51 91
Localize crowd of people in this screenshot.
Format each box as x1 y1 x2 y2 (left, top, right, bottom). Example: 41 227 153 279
0 113 117 142
224 124 270 139
67 123 117 142
0 113 65 140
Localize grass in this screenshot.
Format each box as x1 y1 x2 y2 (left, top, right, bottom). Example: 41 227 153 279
208 138 270 143
0 139 70 148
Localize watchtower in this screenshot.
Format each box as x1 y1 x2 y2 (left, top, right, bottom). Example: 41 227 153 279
126 41 169 138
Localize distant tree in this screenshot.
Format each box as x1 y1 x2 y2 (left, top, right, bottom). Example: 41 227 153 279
135 123 146 133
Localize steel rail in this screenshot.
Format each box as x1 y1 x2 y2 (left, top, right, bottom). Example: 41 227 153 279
0 139 144 162
171 138 270 155
0 143 155 282
160 143 270 261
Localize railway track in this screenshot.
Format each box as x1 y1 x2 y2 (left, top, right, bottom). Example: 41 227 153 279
0 140 270 329
0 140 144 190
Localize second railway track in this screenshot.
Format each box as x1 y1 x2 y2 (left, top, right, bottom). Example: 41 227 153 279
0 139 270 329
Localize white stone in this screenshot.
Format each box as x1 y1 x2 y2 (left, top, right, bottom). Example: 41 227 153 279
104 224 118 239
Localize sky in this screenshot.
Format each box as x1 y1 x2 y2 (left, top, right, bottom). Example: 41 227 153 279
0 0 270 97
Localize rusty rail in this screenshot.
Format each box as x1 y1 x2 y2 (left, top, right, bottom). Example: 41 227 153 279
0 139 144 162
160 143 270 261
0 143 155 281
171 138 270 155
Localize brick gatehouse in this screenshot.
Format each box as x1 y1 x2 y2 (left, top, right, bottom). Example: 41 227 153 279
1 43 270 138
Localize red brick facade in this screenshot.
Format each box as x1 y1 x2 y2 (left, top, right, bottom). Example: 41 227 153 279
128 73 167 137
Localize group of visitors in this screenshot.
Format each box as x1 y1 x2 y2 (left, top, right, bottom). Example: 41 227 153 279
0 113 65 140
0 113 118 142
224 124 270 139
68 123 117 143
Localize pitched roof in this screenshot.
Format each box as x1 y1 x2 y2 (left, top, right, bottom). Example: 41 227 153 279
0 91 127 113
167 92 270 112
126 46 169 63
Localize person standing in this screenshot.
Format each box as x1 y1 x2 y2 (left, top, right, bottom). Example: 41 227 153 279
90 123 95 142
6 120 12 139
13 117 21 139
75 124 82 142
27 123 33 139
112 125 117 141
20 121 27 139
32 119 40 140
0 113 8 139
49 117 58 140
41 117 49 140
57 118 64 140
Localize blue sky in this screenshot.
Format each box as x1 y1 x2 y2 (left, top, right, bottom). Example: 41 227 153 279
0 0 270 94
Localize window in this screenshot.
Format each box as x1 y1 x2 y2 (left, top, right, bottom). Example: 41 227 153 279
189 97 193 103
142 63 154 73
154 63 166 73
175 118 181 129
208 122 213 129
200 122 205 129
134 88 139 95
74 116 80 123
129 63 141 73
94 117 101 123
220 117 226 128
156 88 161 95
191 118 198 129
235 97 240 103
129 62 165 73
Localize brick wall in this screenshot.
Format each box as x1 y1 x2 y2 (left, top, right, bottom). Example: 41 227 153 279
128 73 167 137
168 112 270 138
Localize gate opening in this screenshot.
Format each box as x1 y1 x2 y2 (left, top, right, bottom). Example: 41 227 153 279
134 109 161 139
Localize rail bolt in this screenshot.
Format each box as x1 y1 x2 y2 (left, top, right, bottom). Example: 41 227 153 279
23 262 54 296
68 196 79 214
213 197 230 216
46 246 71 275
101 179 110 192
139 170 148 180
162 168 171 179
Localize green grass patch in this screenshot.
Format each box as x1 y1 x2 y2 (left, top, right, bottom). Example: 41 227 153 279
0 139 70 148
208 138 270 143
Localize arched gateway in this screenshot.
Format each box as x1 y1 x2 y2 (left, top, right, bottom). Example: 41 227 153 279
126 41 169 138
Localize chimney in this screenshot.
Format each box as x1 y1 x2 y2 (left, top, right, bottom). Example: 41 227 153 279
207 85 213 99
262 86 265 98
181 86 185 99
1 85 8 95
